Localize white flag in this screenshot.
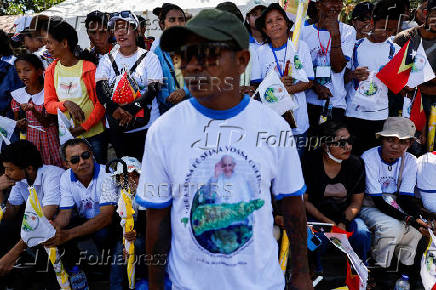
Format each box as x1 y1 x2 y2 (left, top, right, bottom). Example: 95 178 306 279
0 116 16 150
57 108 74 145
421 230 436 290
407 39 436 88
21 187 56 247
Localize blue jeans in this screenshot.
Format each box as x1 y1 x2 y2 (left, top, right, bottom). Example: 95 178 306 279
313 218 371 272
86 132 108 165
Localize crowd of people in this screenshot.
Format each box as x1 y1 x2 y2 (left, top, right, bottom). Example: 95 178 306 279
0 0 435 288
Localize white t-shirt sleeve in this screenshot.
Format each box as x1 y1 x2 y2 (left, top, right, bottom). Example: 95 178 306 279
41 167 64 207
135 125 172 208
398 154 417 196
299 41 315 80
145 52 163 83
341 25 357 60
95 54 112 81
362 150 382 196
271 123 306 200
250 47 262 83
8 185 25 206
59 171 75 209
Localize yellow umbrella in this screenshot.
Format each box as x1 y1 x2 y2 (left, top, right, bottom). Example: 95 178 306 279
119 188 136 289
25 187 70 289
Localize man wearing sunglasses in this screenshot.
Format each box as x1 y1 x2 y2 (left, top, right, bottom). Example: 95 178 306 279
359 117 431 276
136 9 311 290
44 139 120 286
0 141 64 278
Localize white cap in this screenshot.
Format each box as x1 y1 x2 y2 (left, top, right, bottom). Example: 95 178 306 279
245 0 268 15
111 156 141 176
11 16 32 42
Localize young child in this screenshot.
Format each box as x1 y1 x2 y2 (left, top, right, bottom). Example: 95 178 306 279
11 54 62 167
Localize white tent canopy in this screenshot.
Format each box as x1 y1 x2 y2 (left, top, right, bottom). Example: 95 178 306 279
42 0 277 48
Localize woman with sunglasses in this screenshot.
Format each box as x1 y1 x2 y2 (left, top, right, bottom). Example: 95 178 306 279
96 11 163 160
43 19 107 164
250 3 313 157
151 3 189 113
302 120 371 274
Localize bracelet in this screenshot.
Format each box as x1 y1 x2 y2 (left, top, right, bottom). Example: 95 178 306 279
404 216 413 225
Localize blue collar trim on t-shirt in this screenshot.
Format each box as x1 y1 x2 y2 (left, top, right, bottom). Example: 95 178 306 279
249 35 256 44
377 147 400 166
70 161 101 182
189 95 250 120
269 42 287 51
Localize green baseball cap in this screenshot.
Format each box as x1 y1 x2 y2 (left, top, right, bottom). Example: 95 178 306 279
160 8 249 52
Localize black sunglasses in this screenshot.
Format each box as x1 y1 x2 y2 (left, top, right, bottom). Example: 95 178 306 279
68 151 92 164
327 137 354 148
179 42 238 67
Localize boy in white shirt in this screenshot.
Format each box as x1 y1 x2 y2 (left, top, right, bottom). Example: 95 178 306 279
346 0 402 156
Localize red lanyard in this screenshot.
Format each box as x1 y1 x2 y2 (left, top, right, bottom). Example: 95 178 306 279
318 30 331 55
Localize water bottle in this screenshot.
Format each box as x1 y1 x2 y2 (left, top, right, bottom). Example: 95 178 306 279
69 266 89 290
394 274 410 290
319 99 332 125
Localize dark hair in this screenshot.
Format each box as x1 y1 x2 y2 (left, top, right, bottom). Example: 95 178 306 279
85 11 110 30
137 15 147 28
30 14 50 38
373 0 404 21
153 3 186 29
307 1 319 23
0 30 14 57
256 3 294 43
216 2 244 22
1 140 43 169
244 5 267 36
14 54 45 85
60 138 93 161
48 20 98 65
318 121 349 148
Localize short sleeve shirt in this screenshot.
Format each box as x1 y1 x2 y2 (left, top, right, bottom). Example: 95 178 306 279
8 165 65 207
361 146 417 207
135 96 305 290
299 22 356 109
95 47 163 131
59 163 117 219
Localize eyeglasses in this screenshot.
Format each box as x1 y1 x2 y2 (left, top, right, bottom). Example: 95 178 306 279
327 137 354 148
179 42 238 67
68 151 92 164
384 137 411 146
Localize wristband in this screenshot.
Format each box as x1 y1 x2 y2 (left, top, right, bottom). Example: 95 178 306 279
404 215 413 225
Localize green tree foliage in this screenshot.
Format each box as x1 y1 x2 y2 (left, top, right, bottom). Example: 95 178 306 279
1 0 65 16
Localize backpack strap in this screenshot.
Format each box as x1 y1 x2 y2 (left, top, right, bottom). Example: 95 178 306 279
108 53 120 76
129 51 148 74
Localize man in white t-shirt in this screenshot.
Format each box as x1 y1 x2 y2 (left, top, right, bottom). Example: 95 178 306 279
0 141 64 277
43 139 121 287
135 9 312 290
359 118 429 270
299 0 356 130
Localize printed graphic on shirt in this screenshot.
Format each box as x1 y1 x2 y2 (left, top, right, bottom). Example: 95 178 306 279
181 146 263 257
57 77 81 99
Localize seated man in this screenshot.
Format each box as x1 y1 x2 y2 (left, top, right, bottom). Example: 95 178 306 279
0 140 64 279
44 139 119 284
360 117 429 272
